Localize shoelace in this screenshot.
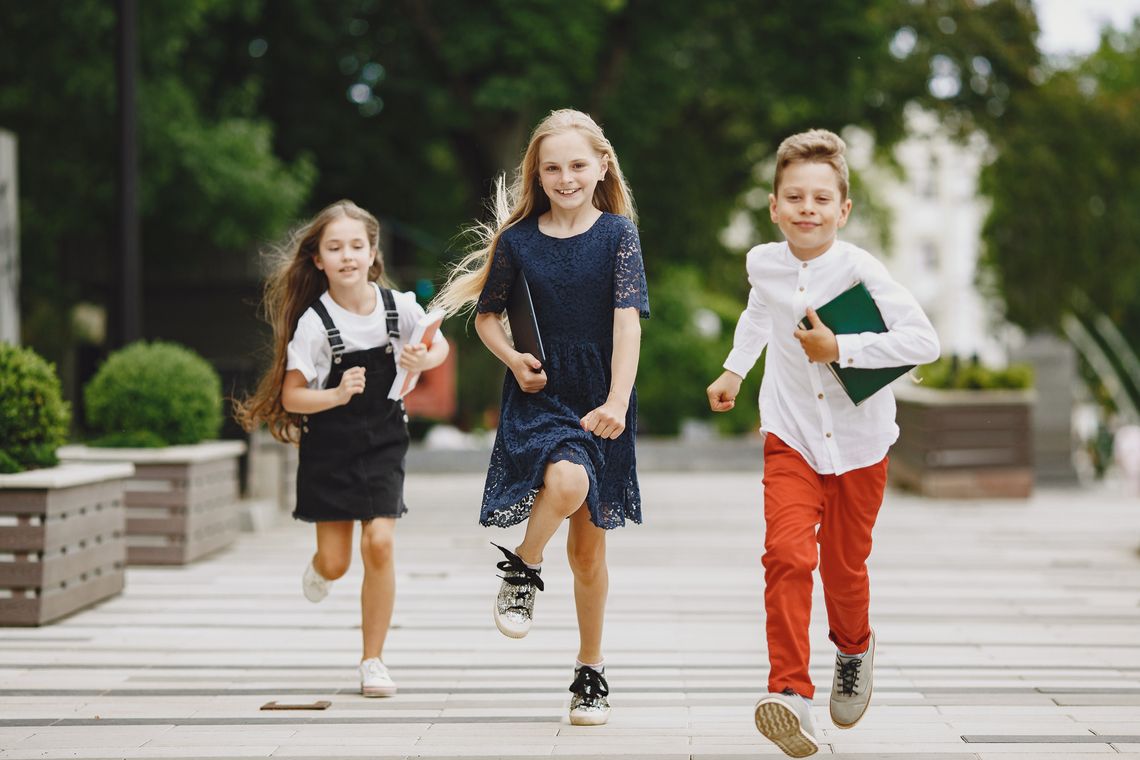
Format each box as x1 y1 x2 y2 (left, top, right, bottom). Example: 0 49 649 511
492 543 545 593
836 656 861 696
569 666 609 702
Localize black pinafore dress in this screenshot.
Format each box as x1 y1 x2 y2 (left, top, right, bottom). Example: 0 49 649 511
294 288 410 523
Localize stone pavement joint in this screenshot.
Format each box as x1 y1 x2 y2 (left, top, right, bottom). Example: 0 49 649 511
1 473 1139 758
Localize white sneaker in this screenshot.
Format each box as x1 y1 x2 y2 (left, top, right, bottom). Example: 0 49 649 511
568 665 611 726
830 629 875 729
754 690 819 758
359 658 397 697
302 561 332 603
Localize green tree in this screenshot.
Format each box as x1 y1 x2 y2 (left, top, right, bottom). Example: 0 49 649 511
979 24 1140 343
0 1 313 366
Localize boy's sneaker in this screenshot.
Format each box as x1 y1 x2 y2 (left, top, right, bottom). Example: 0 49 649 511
359 658 397 697
492 543 543 638
830 629 875 729
302 561 332 603
568 665 610 726
754 689 819 758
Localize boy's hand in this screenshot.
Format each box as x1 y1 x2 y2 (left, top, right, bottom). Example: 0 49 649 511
794 308 840 364
707 370 743 412
581 397 628 439
509 352 547 393
397 343 428 373
334 366 367 406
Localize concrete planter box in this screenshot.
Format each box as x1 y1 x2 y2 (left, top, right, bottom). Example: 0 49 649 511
0 463 132 626
891 385 1036 498
58 441 246 565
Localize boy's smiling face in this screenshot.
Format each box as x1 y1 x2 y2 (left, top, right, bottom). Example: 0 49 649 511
769 160 852 260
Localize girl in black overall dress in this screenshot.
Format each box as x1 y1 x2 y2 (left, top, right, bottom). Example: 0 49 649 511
236 201 448 698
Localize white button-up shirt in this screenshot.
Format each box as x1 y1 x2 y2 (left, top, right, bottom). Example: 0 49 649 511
724 240 940 475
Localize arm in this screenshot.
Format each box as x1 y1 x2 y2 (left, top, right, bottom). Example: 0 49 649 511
708 281 772 412
281 368 365 414
474 311 548 393
832 258 941 369
397 333 451 374
581 307 641 439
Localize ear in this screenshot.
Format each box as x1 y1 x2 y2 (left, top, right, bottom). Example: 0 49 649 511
769 192 779 222
312 254 325 271
599 154 609 181
837 197 853 228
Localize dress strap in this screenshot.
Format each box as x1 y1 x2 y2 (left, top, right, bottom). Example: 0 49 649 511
308 300 346 365
380 288 400 354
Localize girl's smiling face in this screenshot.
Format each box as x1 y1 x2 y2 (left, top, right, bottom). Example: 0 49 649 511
313 215 375 290
537 130 608 213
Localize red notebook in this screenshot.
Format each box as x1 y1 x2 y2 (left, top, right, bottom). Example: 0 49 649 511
387 309 446 400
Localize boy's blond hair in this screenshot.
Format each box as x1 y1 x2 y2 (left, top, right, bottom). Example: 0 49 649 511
773 129 849 200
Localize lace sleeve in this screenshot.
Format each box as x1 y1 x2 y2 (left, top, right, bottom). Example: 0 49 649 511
613 220 650 318
476 234 516 314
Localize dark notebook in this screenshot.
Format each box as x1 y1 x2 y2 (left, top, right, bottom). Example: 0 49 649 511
506 268 546 365
799 282 913 406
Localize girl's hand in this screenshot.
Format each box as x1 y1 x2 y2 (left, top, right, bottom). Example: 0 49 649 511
335 366 366 405
793 308 840 364
510 352 547 393
581 397 628 439
397 343 428 373
707 370 742 412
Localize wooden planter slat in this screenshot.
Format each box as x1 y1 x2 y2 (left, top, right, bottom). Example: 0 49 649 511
891 386 1035 499
58 442 245 566
0 464 132 626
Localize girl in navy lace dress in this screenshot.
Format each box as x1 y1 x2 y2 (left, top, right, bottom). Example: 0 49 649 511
433 109 649 725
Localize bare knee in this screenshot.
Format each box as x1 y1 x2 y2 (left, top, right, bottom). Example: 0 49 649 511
315 552 351 580
543 461 590 515
361 523 395 570
568 537 606 580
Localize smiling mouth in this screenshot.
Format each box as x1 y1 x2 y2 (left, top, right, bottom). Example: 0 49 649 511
556 188 580 196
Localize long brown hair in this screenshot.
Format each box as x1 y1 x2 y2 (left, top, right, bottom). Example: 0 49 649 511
234 200 386 443
431 109 637 316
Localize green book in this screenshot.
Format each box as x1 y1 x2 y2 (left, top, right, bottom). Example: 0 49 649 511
799 282 913 406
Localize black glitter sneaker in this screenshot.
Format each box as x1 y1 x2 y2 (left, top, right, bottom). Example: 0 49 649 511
492 543 544 638
569 664 610 726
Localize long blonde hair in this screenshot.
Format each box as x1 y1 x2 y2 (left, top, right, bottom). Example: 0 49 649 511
432 109 637 316
234 200 387 443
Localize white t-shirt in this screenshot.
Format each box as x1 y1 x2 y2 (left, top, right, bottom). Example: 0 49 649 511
286 283 442 389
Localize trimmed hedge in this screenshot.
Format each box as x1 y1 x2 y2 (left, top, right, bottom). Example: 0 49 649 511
917 355 1034 390
0 343 71 473
84 341 223 447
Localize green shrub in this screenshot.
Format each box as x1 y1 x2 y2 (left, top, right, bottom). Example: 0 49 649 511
917 355 1034 390
84 341 223 447
0 343 71 472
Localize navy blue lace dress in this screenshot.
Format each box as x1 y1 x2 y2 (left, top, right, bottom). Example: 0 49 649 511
476 212 651 530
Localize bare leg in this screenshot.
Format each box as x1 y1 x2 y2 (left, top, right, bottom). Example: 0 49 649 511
566 505 607 664
360 518 396 661
515 460 590 565
313 522 353 580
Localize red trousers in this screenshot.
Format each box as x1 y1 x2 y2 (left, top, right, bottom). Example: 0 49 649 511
762 433 888 699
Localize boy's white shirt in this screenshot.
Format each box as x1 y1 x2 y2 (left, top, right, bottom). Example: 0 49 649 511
724 239 940 475
286 283 442 390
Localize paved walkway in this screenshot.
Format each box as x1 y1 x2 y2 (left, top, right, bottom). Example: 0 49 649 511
2 472 1140 759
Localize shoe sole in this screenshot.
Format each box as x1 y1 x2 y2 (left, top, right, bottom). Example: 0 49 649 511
361 685 397 698
569 709 610 726
493 601 530 639
754 698 819 758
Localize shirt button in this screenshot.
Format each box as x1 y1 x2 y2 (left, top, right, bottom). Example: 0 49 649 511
302 425 310 433
802 262 808 269
817 393 824 400
799 287 805 292
826 432 832 438
848 359 854 365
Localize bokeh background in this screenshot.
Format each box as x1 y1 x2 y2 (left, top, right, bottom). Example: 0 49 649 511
1 0 1138 473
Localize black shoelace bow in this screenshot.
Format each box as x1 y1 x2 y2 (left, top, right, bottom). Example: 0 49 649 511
569 666 609 701
836 656 862 696
492 543 545 602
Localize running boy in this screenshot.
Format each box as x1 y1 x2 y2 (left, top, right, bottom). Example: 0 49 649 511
706 129 940 757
